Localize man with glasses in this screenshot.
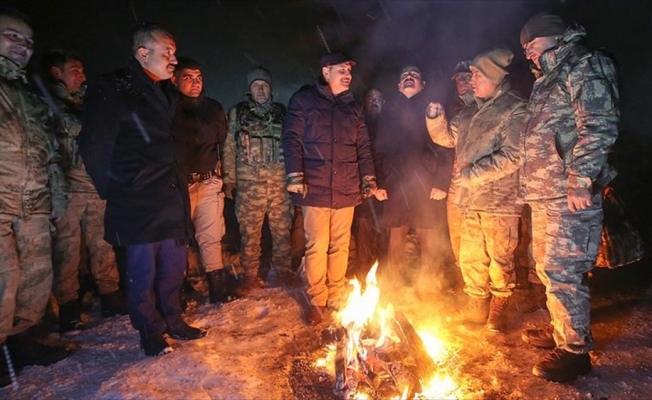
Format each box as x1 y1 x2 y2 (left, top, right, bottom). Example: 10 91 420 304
518 13 619 382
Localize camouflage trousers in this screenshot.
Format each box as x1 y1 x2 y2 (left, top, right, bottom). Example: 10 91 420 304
236 179 292 276
459 211 519 298
188 176 225 281
0 214 53 343
447 199 463 266
530 194 603 354
303 206 354 308
52 191 120 304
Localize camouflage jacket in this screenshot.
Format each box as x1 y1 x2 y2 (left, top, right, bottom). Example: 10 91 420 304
223 97 286 184
519 26 619 202
428 81 525 214
0 56 67 218
46 82 96 193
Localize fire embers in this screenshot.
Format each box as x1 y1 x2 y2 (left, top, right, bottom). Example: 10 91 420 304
316 264 458 399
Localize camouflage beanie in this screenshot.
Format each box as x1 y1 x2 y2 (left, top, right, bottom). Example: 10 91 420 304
520 13 567 46
470 48 514 85
247 66 272 88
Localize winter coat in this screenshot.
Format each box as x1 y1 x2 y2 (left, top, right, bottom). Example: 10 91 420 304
79 57 192 246
0 56 67 218
427 81 525 214
375 89 454 228
519 26 619 202
282 81 374 209
224 97 286 184
46 82 97 194
173 94 227 176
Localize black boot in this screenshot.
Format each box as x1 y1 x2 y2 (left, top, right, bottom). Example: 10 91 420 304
166 321 207 340
207 269 230 304
139 332 173 357
532 347 591 382
100 291 128 317
59 300 84 335
6 331 75 368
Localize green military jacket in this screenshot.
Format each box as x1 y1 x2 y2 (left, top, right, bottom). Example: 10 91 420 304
223 97 286 184
519 26 619 202
47 82 96 193
428 82 526 214
0 56 67 218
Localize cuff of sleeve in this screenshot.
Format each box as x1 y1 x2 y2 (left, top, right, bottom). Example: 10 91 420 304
568 174 592 189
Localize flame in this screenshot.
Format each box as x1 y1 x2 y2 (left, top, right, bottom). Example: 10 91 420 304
331 262 458 399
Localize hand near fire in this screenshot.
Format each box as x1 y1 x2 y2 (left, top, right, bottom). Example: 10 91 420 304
374 188 388 201
430 187 447 200
567 187 593 212
426 102 445 119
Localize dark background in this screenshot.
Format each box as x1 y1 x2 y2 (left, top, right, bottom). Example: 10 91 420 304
7 0 652 136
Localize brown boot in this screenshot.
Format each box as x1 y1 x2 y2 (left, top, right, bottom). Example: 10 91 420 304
486 295 510 333
234 267 262 297
452 296 489 325
307 305 326 326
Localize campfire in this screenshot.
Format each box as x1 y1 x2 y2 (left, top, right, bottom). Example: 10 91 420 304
315 263 459 399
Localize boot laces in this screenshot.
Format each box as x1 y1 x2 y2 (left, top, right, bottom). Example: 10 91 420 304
543 347 566 362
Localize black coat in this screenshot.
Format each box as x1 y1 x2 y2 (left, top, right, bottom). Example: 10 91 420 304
282 81 375 209
374 90 454 228
79 57 192 246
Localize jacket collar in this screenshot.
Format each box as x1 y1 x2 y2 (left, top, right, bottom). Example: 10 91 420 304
0 55 27 83
316 77 355 104
539 25 587 74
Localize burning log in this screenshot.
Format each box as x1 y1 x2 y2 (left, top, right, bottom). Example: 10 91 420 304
392 310 437 384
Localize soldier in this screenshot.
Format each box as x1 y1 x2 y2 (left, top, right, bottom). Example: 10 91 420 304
282 52 377 325
0 8 73 383
41 49 125 335
79 23 205 357
223 66 296 294
518 13 619 382
171 57 230 304
427 48 526 332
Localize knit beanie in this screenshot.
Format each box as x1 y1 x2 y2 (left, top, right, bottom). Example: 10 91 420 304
451 60 471 80
470 48 514 85
520 13 567 46
247 66 272 88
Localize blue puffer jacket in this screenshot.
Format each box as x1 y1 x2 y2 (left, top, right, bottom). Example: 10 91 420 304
282 80 375 209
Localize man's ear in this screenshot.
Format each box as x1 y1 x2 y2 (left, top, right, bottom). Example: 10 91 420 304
136 46 149 62
170 74 178 86
322 66 330 82
50 66 62 80
422 80 426 88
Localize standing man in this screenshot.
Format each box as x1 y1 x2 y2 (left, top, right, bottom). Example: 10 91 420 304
171 57 230 304
42 49 125 335
374 66 454 290
427 49 526 332
223 66 295 294
79 23 206 357
519 13 619 382
0 8 74 376
282 52 377 325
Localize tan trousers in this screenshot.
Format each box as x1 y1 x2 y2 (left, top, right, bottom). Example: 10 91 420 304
188 176 225 273
302 206 354 307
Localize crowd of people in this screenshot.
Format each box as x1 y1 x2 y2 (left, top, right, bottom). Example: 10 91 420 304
0 6 619 388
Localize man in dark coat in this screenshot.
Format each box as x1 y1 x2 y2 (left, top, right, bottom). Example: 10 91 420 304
374 66 454 289
79 23 205 357
282 52 377 325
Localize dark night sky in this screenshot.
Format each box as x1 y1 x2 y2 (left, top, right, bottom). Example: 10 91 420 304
7 0 652 135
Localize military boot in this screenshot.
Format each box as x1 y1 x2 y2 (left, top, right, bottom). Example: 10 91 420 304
522 325 556 349
100 291 128 317
59 299 84 335
206 269 230 303
451 296 490 325
486 295 510 333
532 347 591 382
234 265 262 297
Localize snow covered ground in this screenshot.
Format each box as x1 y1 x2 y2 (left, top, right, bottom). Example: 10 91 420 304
3 261 652 399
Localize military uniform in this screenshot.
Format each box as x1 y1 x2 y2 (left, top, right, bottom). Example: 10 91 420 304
0 55 67 343
223 98 292 282
520 26 619 354
47 82 120 306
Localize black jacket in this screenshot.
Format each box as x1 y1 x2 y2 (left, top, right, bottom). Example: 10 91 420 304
282 80 375 209
375 90 454 228
79 57 192 246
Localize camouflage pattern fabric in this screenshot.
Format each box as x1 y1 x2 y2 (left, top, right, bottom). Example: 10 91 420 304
0 214 53 342
459 212 519 298
52 192 120 304
520 26 619 354
530 195 602 353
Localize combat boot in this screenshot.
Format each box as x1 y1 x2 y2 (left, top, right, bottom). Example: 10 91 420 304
451 296 490 325
522 325 556 349
6 331 75 367
59 299 84 335
100 291 128 317
486 295 510 333
207 269 231 303
532 347 591 382
234 265 262 297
